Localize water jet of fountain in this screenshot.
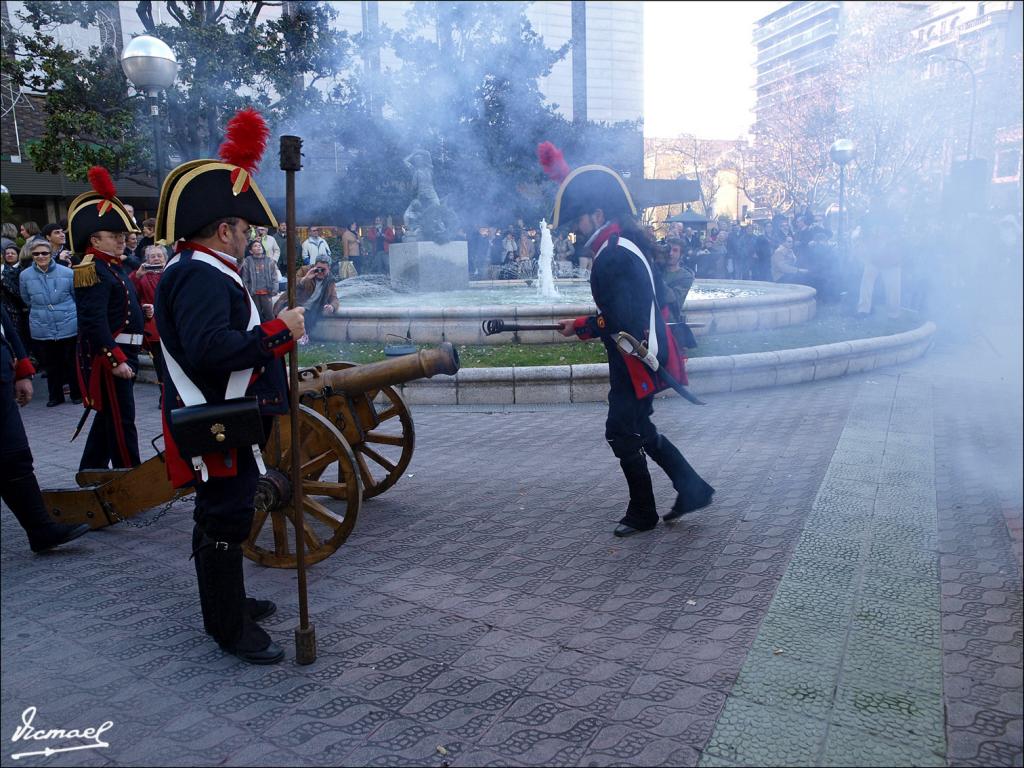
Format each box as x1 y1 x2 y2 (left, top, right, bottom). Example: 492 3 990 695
537 220 560 299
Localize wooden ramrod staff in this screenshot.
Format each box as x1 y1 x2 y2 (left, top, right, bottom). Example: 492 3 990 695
280 135 316 664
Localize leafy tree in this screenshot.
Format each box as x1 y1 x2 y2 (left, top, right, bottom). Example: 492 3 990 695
303 97 412 224
378 1 572 226
7 0 649 229
834 4 954 213
747 64 840 214
1 191 14 223
6 0 354 182
4 1 146 180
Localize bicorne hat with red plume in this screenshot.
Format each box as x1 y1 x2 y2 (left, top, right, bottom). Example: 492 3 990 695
156 107 277 243
537 141 636 229
67 166 140 255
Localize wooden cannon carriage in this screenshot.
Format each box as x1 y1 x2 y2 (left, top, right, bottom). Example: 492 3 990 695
42 344 460 568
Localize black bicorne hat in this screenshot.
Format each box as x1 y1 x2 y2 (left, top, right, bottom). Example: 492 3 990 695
550 165 637 230
66 167 140 254
156 108 277 243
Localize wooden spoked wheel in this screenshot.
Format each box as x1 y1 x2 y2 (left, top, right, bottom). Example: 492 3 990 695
321 361 415 499
243 405 362 569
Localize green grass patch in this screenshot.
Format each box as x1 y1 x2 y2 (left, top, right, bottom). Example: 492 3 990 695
297 303 924 368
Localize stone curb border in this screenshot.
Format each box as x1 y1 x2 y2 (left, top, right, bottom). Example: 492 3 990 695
138 322 935 405
394 321 937 405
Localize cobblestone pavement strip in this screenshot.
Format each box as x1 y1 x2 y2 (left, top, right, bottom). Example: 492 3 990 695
1 330 1021 767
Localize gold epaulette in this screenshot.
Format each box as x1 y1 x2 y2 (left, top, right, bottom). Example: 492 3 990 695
73 254 99 288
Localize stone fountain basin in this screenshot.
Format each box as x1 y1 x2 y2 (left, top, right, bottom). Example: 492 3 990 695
317 280 817 345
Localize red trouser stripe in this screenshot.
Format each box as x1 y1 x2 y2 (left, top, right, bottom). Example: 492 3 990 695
103 368 132 468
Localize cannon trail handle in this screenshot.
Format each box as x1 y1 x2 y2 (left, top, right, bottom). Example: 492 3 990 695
482 319 563 336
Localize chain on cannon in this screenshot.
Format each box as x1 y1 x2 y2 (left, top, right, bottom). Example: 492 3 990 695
41 343 460 568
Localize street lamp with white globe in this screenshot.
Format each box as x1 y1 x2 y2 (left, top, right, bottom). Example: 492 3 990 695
830 138 857 267
121 35 178 194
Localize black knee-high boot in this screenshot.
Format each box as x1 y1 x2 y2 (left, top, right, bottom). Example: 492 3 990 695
192 525 214 635
3 473 90 553
192 526 277 634
644 434 715 521
618 453 659 532
192 532 283 664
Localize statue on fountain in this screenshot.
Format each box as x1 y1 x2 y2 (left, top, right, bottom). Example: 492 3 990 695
402 149 460 244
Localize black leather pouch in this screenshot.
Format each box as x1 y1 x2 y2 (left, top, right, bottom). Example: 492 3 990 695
168 396 265 457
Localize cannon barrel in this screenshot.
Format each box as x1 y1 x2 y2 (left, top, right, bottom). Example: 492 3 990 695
301 343 460 395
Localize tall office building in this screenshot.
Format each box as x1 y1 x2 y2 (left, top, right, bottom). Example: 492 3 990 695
349 0 643 125
2 0 643 123
751 1 842 125
911 1 1022 208
748 0 1021 211
527 1 644 124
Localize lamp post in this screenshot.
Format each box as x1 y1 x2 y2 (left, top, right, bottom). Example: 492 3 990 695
830 138 857 268
121 35 178 194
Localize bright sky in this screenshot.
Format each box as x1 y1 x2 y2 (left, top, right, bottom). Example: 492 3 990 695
644 1 769 140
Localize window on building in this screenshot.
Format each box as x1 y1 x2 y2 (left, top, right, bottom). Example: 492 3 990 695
977 2 985 17
993 148 1021 181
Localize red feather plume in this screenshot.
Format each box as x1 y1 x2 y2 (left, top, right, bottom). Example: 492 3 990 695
218 107 269 174
537 141 571 183
88 166 117 200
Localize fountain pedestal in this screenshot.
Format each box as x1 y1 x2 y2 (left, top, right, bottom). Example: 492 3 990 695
389 241 469 292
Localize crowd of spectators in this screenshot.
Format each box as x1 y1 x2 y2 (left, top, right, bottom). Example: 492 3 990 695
455 202 1019 328
278 216 402 280
238 218 397 343
464 220 576 281
0 214 177 404
4 201 1020 367
648 212 842 299
644 209 876 313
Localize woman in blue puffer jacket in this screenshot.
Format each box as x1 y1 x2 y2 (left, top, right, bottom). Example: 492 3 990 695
19 237 82 406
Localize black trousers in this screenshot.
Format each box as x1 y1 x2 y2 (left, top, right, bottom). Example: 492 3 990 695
1 377 32 481
1 376 67 548
193 446 260 543
79 351 141 471
149 345 165 386
36 336 81 403
605 387 658 453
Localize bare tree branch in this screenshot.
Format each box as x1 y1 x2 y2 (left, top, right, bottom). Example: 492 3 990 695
166 0 189 27
136 0 155 33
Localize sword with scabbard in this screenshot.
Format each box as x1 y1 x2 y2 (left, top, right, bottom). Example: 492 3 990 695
71 407 92 441
613 331 706 406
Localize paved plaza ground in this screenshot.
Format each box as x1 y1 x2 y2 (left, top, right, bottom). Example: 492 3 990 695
1 324 1021 767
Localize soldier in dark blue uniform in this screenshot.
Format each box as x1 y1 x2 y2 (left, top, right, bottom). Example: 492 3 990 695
1 306 91 552
154 108 305 665
549 161 715 537
66 168 145 471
